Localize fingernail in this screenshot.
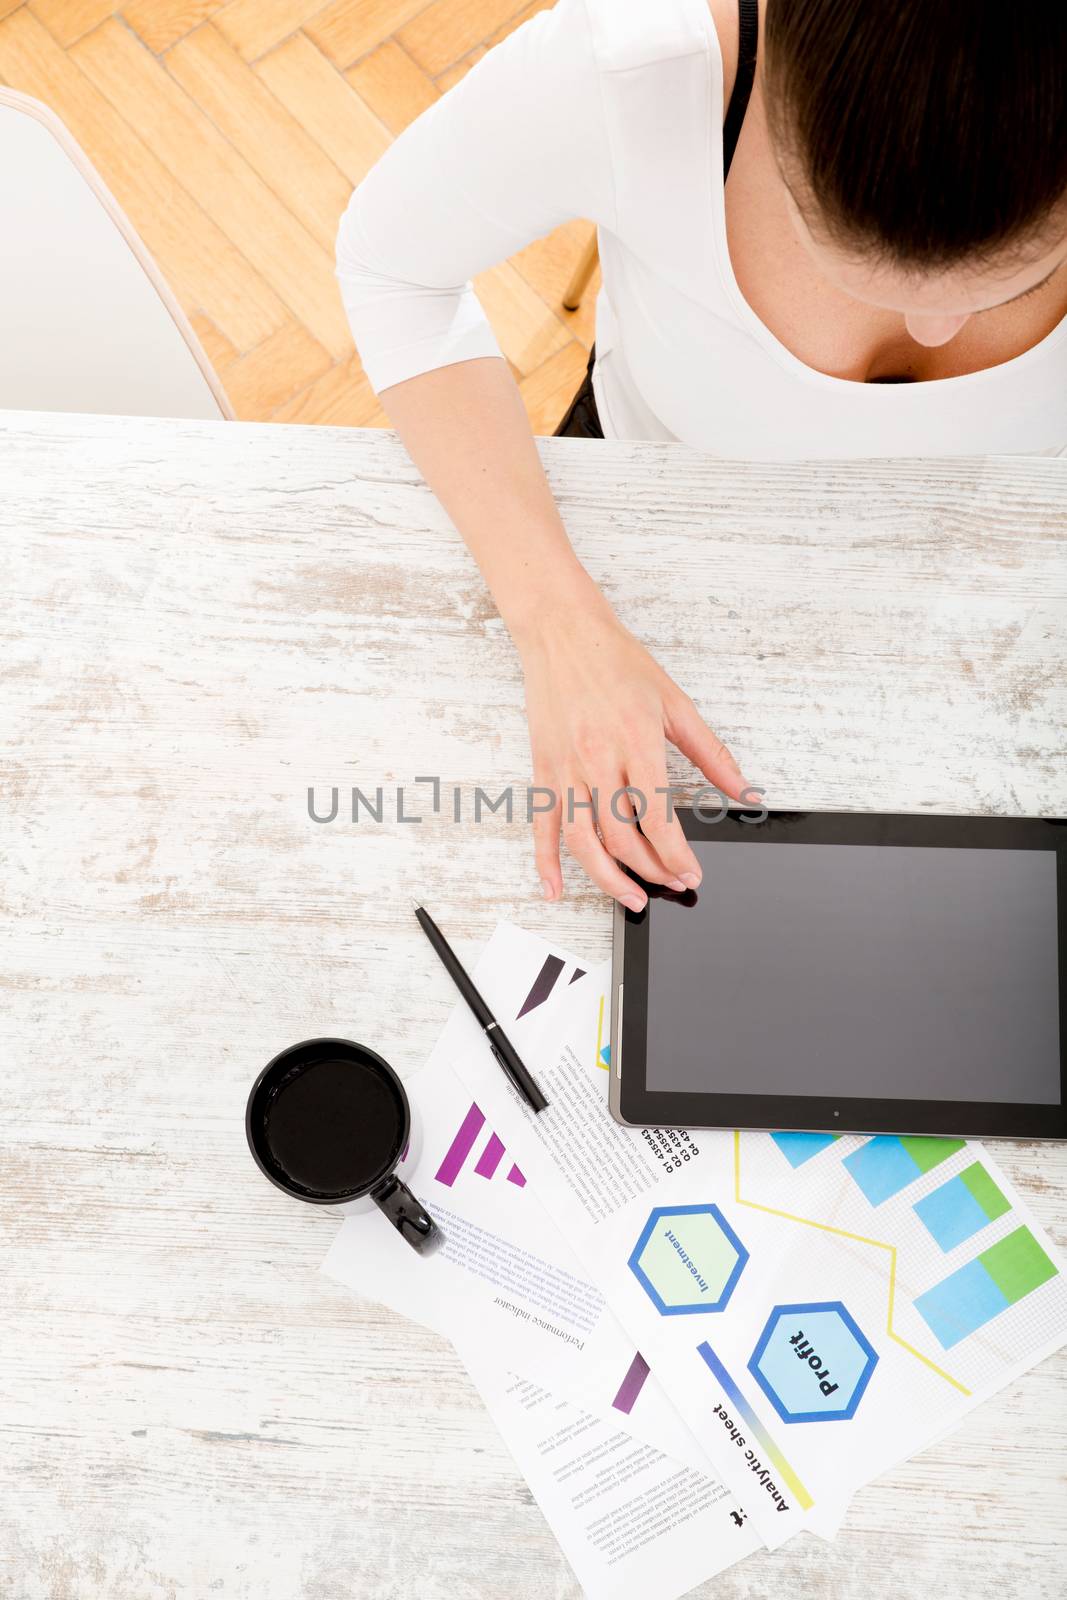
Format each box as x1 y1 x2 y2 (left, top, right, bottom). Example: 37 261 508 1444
667 877 687 892
541 878 556 901
621 894 646 913
680 872 701 889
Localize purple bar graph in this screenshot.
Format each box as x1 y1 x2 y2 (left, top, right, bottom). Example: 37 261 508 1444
435 1102 528 1189
474 1133 506 1179
612 1353 650 1415
435 1103 486 1187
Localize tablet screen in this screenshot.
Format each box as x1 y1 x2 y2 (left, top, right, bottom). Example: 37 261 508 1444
646 842 1060 1105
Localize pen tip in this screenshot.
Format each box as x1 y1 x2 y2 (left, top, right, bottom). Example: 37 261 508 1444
410 895 423 911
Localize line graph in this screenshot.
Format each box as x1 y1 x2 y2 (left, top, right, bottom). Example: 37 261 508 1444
733 1131 970 1396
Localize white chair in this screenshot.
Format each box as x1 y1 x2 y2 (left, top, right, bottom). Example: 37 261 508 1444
0 88 232 420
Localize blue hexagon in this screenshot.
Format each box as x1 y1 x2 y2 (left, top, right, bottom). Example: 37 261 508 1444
748 1302 878 1423
628 1204 748 1315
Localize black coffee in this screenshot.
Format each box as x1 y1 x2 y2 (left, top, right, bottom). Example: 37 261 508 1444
260 1054 404 1199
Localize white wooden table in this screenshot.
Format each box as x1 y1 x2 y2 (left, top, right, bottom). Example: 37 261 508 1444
2 410 1064 1600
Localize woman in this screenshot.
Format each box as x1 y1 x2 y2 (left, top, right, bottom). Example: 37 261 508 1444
337 0 1067 911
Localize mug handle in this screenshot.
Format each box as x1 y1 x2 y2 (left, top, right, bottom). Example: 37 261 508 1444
371 1174 443 1255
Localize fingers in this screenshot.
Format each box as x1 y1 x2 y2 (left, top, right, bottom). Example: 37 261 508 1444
665 690 751 804
598 783 690 891
533 693 757 909
561 781 648 911
531 771 562 901
534 773 683 907
623 762 703 887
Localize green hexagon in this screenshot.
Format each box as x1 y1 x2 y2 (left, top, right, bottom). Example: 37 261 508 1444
628 1204 748 1315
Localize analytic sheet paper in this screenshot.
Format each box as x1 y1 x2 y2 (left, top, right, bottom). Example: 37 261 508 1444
450 924 1067 1549
322 934 713 1471
456 1352 761 1600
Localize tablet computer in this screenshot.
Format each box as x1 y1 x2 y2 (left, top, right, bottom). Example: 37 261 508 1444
609 808 1066 1139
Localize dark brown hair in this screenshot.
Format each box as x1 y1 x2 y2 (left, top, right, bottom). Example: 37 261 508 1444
764 0 1067 269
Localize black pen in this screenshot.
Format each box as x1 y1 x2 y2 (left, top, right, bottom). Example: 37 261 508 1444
411 898 549 1114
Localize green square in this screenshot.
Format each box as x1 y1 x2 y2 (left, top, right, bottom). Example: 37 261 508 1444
898 1136 966 1175
959 1162 1011 1224
979 1225 1058 1305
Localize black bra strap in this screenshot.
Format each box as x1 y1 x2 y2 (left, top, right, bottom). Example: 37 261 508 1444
722 0 758 179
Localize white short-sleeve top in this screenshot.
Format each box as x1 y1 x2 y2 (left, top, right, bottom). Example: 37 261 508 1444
336 0 1067 459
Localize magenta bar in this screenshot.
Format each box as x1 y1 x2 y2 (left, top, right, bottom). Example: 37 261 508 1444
612 1353 650 1415
434 1102 486 1187
474 1132 505 1179
506 1164 526 1188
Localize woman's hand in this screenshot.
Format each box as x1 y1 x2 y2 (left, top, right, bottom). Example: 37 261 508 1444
375 356 752 903
518 591 752 910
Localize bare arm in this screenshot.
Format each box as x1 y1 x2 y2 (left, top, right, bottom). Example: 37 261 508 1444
380 355 750 907
337 2 751 905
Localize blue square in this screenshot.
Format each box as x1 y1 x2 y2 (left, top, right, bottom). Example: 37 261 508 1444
914 1175 991 1252
914 1259 1010 1350
844 1137 921 1206
770 1132 839 1169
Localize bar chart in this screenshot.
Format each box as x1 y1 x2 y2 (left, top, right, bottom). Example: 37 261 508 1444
435 1101 526 1189
913 1161 1011 1252
761 1130 1063 1380
430 950 580 1189
843 1135 965 1206
913 1225 1058 1349
515 953 584 1020
611 1352 650 1415
770 1132 840 1168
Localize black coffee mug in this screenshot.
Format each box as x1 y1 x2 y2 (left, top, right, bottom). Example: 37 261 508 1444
246 1037 442 1255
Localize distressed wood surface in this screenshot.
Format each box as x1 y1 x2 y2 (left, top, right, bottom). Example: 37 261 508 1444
1 410 1065 1600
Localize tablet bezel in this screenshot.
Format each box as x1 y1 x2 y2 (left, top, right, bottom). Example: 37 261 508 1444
609 808 1067 1140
